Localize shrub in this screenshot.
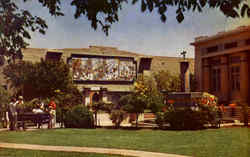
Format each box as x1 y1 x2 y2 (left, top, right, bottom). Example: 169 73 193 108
165 108 205 130
239 102 249 127
64 105 94 128
109 109 127 128
155 112 165 128
92 101 111 126
156 105 219 130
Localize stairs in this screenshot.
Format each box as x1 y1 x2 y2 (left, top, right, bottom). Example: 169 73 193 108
222 107 250 123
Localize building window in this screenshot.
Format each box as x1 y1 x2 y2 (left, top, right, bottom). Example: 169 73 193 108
231 66 240 91
211 68 221 92
209 58 221 65
246 38 250 45
224 42 237 49
207 46 218 53
46 52 62 61
230 56 241 64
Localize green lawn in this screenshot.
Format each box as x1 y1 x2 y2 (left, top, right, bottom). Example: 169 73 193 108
0 148 128 157
0 128 249 157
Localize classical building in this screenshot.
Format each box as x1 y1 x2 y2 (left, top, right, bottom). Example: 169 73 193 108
191 26 250 105
0 46 194 105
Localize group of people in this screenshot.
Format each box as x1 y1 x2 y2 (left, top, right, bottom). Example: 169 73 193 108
6 96 56 130
32 99 57 129
7 96 24 131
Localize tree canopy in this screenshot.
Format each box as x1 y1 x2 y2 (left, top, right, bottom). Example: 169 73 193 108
0 0 250 58
2 59 76 100
153 70 181 92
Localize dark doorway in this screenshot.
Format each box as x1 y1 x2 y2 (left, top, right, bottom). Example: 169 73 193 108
92 93 100 103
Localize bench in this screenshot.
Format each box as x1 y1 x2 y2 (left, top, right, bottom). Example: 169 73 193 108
17 112 50 130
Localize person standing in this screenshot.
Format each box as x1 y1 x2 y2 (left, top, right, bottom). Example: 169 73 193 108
48 99 56 128
8 97 18 131
16 96 24 130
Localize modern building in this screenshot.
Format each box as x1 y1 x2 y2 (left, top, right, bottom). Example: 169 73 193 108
191 25 250 105
0 46 194 105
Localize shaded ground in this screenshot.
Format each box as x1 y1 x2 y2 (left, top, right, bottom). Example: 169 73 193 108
0 148 130 157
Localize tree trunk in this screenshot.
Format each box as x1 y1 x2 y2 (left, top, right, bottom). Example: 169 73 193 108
94 112 97 127
136 113 138 128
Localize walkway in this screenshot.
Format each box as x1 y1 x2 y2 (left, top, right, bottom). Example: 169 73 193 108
0 142 191 157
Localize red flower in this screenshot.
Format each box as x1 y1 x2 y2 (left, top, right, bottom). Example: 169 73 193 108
49 101 56 110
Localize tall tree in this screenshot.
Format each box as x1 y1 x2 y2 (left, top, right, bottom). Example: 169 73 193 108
2 60 34 94
153 70 181 92
0 86 10 128
0 0 250 58
120 93 147 128
134 74 164 113
3 59 75 100
0 0 48 61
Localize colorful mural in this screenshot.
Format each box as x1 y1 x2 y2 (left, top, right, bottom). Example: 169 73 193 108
70 57 136 81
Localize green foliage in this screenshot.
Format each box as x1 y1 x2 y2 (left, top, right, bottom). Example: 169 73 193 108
153 70 181 92
0 86 10 111
92 101 127 128
32 59 73 99
64 105 94 129
134 74 164 113
54 86 83 110
121 94 146 114
155 112 165 128
120 93 147 127
54 87 83 125
3 59 74 100
156 104 219 130
165 107 205 130
92 101 111 113
0 0 47 59
0 86 10 128
110 109 127 128
2 60 34 95
147 94 164 113
92 101 111 126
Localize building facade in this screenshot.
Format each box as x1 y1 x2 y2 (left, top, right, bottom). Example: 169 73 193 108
191 26 250 105
0 46 194 105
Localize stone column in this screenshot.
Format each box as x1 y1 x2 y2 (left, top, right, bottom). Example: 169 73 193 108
83 88 91 106
220 56 229 102
202 59 210 92
240 53 249 103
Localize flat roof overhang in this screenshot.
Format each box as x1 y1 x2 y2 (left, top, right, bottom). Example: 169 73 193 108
201 45 250 59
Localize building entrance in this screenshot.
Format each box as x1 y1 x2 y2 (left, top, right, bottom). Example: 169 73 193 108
92 92 101 104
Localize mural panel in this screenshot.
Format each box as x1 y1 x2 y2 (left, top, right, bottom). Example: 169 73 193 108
70 56 136 82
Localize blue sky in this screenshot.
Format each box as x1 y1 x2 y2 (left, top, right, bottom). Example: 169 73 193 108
19 1 250 58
